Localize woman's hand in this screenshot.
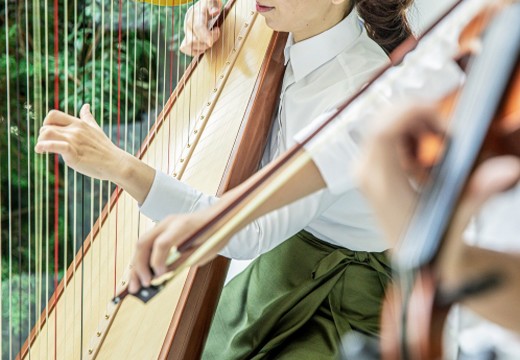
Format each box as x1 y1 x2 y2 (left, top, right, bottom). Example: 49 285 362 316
179 0 222 57
36 104 125 181
357 107 520 250
35 104 155 204
128 207 229 294
357 107 446 245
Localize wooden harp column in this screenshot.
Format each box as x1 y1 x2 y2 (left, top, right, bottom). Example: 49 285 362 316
11 0 287 358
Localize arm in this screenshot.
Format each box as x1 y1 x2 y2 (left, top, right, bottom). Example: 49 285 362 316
357 107 520 334
128 148 328 292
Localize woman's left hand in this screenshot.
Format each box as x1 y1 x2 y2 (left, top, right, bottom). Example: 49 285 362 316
128 207 230 294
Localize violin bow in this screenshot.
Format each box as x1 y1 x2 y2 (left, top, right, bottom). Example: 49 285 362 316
115 0 492 304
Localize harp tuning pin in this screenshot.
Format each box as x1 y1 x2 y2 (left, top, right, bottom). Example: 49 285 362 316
121 281 126 286
200 115 205 120
173 173 178 177
232 48 237 53
207 102 211 106
187 144 191 148
97 331 102 337
226 61 231 65
238 36 243 41
213 88 217 93
180 158 185 163
105 314 110 320
220 75 224 79
194 129 199 134
88 349 93 355
244 23 249 27
250 11 254 15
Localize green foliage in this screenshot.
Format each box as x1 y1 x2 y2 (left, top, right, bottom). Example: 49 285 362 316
0 0 192 357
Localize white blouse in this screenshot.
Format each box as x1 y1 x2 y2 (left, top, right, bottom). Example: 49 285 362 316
294 0 489 195
140 8 461 259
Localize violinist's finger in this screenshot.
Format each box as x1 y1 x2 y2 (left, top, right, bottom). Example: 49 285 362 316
467 156 520 204
453 156 520 230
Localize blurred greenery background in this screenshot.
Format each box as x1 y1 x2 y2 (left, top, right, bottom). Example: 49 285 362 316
0 0 191 357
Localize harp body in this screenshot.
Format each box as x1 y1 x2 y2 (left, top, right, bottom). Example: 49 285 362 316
5 1 287 358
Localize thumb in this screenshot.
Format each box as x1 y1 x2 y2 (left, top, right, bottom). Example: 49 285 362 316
79 104 96 124
207 0 222 16
455 156 520 226
467 156 520 207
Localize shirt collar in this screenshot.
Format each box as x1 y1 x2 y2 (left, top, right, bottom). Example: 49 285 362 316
283 9 363 83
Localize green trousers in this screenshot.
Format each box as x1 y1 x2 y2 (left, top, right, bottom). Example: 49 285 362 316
202 230 392 360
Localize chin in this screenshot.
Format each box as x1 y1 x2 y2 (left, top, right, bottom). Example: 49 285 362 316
260 16 284 32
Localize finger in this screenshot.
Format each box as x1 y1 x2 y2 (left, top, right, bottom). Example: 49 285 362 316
179 41 214 57
43 109 79 127
450 156 520 233
79 104 97 125
128 268 141 294
466 156 520 206
207 0 222 16
34 140 76 158
191 8 213 46
133 221 171 286
38 125 69 142
208 27 220 47
150 231 177 276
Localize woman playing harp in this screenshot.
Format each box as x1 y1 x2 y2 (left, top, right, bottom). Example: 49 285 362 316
32 0 463 358
129 1 520 357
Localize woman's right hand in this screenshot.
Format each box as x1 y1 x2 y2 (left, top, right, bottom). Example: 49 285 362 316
36 104 125 181
35 104 155 204
179 0 222 57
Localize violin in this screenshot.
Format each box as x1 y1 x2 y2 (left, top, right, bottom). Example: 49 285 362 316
380 2 520 359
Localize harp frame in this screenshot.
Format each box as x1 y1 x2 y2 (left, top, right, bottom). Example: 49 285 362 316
13 0 287 358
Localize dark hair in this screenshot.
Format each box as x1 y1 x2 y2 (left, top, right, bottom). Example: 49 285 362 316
353 0 414 54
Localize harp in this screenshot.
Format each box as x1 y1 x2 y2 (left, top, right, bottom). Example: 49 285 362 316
0 0 286 358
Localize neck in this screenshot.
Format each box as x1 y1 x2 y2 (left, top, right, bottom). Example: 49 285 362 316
292 10 350 43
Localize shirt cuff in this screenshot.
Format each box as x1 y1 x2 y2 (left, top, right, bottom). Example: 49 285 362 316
139 170 206 222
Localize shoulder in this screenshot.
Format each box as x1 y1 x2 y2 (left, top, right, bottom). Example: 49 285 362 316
336 32 389 86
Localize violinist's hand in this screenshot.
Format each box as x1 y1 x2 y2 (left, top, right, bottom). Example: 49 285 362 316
357 107 446 246
128 207 230 294
35 104 155 204
437 155 520 287
179 0 222 57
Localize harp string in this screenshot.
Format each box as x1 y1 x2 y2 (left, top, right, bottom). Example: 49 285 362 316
52 0 61 356
4 1 13 359
1 0 255 357
62 0 70 354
